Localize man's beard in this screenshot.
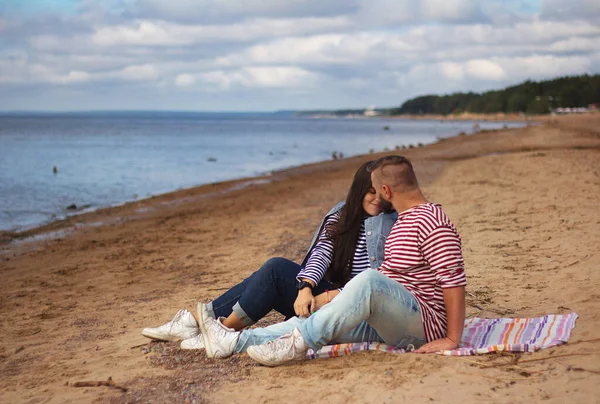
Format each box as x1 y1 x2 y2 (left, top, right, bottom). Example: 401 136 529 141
380 196 395 214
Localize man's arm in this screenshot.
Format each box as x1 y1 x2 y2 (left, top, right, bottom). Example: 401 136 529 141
415 286 465 353
415 224 466 353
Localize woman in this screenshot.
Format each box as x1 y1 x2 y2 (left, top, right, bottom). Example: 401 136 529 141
141 160 397 349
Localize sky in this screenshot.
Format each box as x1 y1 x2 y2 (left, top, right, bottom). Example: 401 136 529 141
0 0 599 111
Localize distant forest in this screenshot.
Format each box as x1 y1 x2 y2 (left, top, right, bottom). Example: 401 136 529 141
389 74 600 115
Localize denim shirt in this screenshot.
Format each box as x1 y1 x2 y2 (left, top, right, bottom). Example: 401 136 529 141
300 201 398 270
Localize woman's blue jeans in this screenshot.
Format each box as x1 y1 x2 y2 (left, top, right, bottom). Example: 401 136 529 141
205 257 335 326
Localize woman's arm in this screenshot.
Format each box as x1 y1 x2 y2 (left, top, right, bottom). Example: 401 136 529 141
296 212 339 286
294 212 339 316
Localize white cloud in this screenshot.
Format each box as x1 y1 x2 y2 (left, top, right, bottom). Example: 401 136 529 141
118 64 159 81
132 0 352 23
200 66 318 89
216 32 424 68
130 0 488 26
419 0 482 22
354 0 485 26
26 64 91 85
541 0 600 22
91 17 350 47
1 0 600 110
440 62 465 80
465 59 506 81
175 73 196 87
497 55 593 80
61 70 91 84
547 37 600 53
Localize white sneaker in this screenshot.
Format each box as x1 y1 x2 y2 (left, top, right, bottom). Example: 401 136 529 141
142 309 199 341
197 302 239 359
180 334 205 350
246 328 308 367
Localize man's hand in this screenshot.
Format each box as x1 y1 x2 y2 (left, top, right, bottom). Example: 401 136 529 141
294 288 316 317
415 337 459 354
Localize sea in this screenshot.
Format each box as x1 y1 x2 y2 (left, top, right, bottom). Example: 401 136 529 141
0 112 525 232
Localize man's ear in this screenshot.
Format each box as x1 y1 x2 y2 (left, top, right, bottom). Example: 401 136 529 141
382 184 392 200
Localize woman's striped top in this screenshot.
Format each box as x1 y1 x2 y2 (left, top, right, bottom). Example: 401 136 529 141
297 211 371 286
378 202 466 342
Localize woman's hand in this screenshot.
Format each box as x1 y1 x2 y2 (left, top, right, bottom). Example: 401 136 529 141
294 288 316 317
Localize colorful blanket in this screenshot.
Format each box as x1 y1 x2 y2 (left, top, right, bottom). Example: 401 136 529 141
306 313 578 360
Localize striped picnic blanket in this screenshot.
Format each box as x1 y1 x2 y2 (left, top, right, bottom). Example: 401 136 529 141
306 313 578 360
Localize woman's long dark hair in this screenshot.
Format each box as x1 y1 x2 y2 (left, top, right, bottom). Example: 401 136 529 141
324 161 375 286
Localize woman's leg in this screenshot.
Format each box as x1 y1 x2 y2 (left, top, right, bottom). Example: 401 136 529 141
207 275 254 319
221 257 334 330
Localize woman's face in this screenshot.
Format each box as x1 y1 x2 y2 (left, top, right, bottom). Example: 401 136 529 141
362 187 382 216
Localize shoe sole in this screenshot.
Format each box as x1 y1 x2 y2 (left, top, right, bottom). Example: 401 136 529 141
180 344 204 350
197 302 216 358
180 336 205 350
141 329 178 342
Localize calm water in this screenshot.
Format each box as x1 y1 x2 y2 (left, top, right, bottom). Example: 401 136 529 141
0 112 524 231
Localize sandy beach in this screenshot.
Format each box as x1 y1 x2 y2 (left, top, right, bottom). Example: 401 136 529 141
1 114 599 404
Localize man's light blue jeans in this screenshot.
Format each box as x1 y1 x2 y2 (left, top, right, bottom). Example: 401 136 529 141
235 270 426 353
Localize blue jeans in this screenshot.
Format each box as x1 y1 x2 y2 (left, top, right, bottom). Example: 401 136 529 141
235 270 426 352
206 257 335 326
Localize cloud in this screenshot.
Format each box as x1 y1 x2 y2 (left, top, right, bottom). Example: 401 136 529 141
130 0 487 26
175 73 196 87
440 62 465 81
420 0 485 22
541 0 600 23
465 59 506 81
90 17 351 47
131 0 354 23
200 66 318 89
216 34 376 67
498 55 593 80
0 0 599 110
118 64 159 81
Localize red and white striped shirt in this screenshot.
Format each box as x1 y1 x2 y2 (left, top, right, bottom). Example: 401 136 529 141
378 202 466 342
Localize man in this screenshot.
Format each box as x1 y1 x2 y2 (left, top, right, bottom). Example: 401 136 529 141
198 155 466 365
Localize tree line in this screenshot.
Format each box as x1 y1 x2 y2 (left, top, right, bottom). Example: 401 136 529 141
387 74 600 115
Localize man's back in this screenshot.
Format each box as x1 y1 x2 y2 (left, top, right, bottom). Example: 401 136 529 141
379 202 466 342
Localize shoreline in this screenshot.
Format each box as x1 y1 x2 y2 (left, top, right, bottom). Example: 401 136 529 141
387 112 542 122
0 119 520 248
1 114 599 403
305 112 558 122
0 117 529 240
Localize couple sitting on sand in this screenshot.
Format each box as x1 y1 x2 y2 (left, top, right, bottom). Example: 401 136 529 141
142 155 466 366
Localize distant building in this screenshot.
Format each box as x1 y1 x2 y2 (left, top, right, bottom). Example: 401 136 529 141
364 106 379 117
553 106 595 114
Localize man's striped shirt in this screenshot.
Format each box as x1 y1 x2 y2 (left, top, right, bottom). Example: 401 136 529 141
378 202 466 342
297 211 371 286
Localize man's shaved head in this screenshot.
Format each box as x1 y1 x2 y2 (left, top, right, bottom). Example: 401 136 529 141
368 155 418 193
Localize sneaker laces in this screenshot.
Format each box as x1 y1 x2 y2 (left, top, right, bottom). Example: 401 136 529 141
263 332 294 353
166 309 186 331
208 319 235 339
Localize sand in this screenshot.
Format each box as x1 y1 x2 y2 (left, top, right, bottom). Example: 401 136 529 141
1 114 599 404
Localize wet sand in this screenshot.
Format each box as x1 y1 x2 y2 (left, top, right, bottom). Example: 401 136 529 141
1 114 599 403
